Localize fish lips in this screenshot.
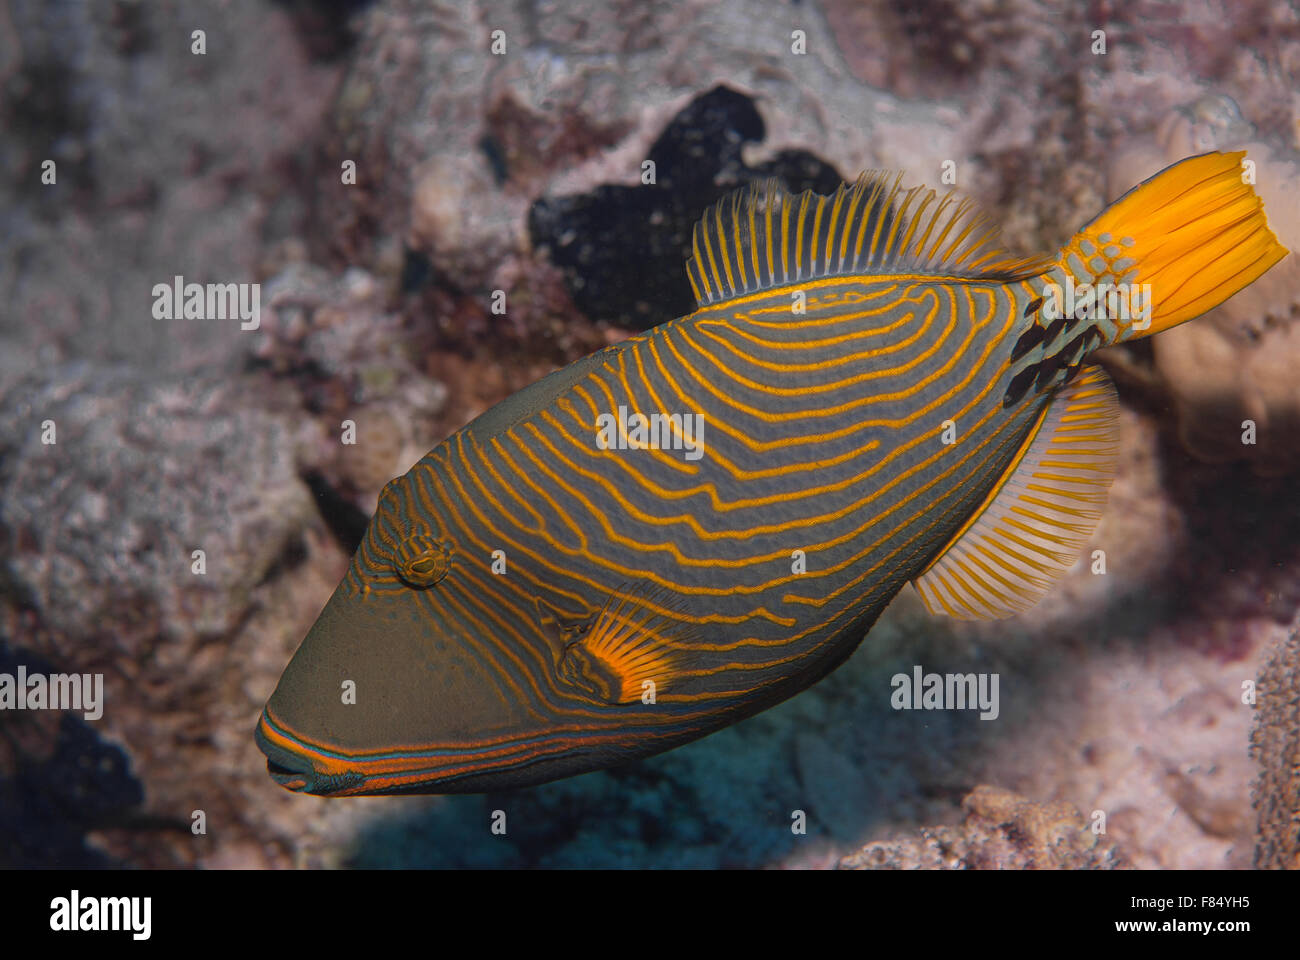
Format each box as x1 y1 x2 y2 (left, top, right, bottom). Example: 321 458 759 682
255 711 366 795
255 714 317 793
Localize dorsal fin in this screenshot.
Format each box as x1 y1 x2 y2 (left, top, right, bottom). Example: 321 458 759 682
913 366 1120 621
685 174 1053 306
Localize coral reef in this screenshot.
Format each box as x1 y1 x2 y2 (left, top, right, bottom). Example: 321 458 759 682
0 639 144 867
0 366 316 647
253 264 448 513
0 0 344 373
1253 619 1300 869
0 363 324 866
528 85 843 328
838 785 1128 870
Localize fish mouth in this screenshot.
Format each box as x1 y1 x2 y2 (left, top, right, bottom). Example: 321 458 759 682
255 716 317 793
266 758 312 792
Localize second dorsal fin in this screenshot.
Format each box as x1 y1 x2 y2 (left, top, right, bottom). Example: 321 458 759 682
685 174 1053 307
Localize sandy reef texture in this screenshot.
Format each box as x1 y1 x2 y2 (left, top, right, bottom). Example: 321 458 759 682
838 785 1127 869
1253 623 1300 869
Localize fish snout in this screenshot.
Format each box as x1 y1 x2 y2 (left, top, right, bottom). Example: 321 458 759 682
255 574 548 795
255 712 315 792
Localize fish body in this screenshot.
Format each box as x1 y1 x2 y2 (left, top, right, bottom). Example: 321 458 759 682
258 151 1287 795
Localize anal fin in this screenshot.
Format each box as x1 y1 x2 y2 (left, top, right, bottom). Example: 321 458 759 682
913 366 1120 621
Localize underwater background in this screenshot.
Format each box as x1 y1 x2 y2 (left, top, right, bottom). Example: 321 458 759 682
2 0 1299 868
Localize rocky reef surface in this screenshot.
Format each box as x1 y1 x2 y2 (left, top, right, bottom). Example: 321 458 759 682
838 785 1127 869
1 0 1298 868
1253 622 1300 869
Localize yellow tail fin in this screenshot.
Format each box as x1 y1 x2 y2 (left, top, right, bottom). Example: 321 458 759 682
1056 150 1288 343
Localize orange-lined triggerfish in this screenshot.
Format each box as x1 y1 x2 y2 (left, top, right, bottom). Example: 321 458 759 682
257 151 1287 795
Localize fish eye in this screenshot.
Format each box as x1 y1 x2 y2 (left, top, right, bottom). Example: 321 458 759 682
392 536 451 588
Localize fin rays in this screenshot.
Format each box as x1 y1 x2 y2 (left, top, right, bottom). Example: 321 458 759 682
556 583 696 704
1069 150 1289 342
686 174 1053 307
914 367 1121 621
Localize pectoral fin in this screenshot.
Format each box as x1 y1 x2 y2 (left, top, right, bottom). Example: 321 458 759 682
546 583 697 704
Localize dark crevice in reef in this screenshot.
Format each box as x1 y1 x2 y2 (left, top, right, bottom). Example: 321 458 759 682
257 532 311 587
1154 433 1300 637
477 133 511 187
2 59 97 212
0 640 144 867
303 470 370 555
399 246 437 295
528 85 844 330
270 0 378 61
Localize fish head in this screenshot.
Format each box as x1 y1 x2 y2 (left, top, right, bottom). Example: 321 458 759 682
255 472 570 796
